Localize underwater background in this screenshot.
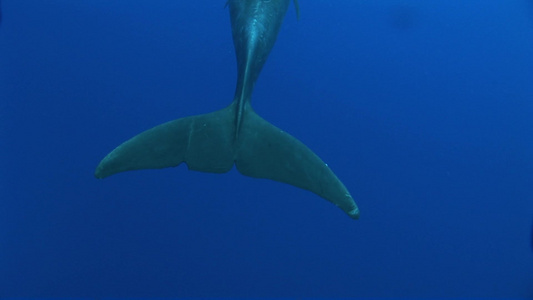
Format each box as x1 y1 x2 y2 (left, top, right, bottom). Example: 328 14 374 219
1 0 532 298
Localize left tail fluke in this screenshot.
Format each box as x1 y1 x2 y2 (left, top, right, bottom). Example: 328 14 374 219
95 104 238 178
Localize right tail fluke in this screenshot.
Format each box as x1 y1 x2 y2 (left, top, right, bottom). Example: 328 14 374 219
236 104 359 219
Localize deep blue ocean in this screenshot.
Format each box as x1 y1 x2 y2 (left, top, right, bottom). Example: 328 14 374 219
1 0 532 298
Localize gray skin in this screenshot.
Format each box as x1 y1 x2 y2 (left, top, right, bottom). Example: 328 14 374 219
228 0 292 131
95 0 360 219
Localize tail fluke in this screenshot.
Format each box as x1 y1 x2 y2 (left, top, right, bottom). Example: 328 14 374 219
95 105 237 178
95 103 359 219
235 105 359 219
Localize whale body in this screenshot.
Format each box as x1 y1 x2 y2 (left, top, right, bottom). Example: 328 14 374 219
95 0 360 219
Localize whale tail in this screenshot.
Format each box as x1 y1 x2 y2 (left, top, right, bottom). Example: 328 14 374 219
95 102 359 219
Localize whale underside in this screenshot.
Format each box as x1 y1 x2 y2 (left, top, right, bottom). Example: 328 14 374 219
95 0 360 219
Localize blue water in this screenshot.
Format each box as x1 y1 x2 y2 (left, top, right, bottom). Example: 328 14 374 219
1 0 532 297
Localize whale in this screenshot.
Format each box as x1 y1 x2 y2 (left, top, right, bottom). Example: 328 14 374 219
95 0 360 219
